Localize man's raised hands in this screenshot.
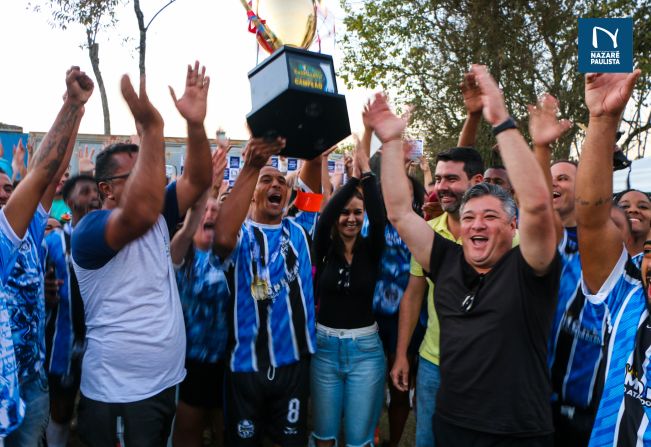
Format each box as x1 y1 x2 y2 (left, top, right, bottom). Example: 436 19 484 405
528 94 572 147
585 70 641 119
470 64 509 126
364 93 411 144
460 72 483 115
242 137 285 169
121 74 164 132
169 61 210 126
65 66 94 105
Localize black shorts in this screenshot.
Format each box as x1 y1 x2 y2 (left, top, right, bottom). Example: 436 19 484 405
48 360 82 396
224 357 310 447
178 359 225 409
376 313 425 355
551 401 595 447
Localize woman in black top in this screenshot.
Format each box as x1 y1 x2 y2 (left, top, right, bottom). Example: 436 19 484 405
310 144 386 447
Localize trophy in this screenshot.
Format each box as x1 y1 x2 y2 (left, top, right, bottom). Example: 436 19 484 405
239 0 351 159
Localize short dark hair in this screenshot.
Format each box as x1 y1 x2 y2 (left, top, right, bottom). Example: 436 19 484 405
460 182 517 221
61 174 96 202
486 164 506 171
95 144 139 181
436 147 484 179
613 188 651 205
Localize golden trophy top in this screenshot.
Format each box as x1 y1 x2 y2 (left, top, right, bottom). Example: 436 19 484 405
240 0 317 53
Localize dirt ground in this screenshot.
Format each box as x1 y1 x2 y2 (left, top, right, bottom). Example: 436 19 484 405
69 406 417 446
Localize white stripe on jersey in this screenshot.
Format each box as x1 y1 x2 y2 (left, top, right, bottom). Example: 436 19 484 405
288 220 315 355
267 301 277 368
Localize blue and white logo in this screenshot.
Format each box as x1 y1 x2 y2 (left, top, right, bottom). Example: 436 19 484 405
237 419 255 439
578 18 633 73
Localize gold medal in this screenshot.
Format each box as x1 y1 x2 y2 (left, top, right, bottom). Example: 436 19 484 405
251 275 270 301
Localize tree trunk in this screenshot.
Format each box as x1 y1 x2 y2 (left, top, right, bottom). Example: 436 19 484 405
134 0 146 76
87 38 111 135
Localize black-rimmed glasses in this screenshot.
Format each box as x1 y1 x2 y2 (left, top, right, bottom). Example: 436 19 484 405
97 172 131 182
460 274 485 313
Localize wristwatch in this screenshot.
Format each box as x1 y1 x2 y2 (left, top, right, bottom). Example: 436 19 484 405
492 117 518 136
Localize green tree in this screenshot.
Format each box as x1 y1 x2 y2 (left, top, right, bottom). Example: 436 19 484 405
35 0 120 135
340 0 651 162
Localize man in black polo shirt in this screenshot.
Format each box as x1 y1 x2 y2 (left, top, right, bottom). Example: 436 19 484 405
366 64 560 446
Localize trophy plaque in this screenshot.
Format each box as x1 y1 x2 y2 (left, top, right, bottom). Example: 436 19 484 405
240 0 351 159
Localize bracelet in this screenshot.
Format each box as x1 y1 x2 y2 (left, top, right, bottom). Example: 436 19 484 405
360 171 374 180
492 117 518 136
381 138 403 145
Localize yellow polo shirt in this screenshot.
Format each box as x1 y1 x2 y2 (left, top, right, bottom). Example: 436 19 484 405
412 213 519 366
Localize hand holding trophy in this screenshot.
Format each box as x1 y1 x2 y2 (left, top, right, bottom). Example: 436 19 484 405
239 0 351 159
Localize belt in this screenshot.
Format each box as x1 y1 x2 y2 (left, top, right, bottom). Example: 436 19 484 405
316 322 378 339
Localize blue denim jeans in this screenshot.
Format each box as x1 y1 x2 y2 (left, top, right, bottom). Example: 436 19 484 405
5 370 49 447
415 357 440 447
310 324 386 447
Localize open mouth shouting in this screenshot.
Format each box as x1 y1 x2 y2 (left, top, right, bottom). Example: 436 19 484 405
268 191 283 207
470 235 489 248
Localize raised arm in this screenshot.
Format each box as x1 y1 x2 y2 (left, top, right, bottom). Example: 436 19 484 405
472 64 556 274
170 191 209 266
11 140 27 182
4 66 93 238
299 154 322 193
391 273 427 391
457 72 483 147
576 70 641 293
355 139 385 257
41 112 83 210
103 75 166 251
366 93 434 271
170 61 213 215
212 137 285 259
528 93 572 243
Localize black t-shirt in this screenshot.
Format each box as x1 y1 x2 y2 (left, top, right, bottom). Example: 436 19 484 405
314 176 385 329
428 233 561 436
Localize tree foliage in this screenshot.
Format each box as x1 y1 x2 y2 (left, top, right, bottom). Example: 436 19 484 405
35 0 121 135
340 0 651 162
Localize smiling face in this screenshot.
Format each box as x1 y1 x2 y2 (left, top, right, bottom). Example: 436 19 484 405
337 194 364 242
617 190 651 239
551 162 576 219
251 166 288 224
67 179 101 220
460 195 516 273
483 168 512 193
434 160 473 215
0 173 13 208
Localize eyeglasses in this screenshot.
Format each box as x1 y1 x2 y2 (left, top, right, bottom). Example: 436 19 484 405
97 172 131 183
460 274 485 313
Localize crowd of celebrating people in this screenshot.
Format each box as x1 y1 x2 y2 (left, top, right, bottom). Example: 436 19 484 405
0 58 648 447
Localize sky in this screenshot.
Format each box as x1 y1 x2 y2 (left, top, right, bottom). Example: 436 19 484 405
0 0 374 142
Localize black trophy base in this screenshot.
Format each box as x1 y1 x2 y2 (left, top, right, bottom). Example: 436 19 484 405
247 89 350 160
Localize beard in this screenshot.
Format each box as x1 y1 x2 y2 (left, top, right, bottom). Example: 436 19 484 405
437 189 464 214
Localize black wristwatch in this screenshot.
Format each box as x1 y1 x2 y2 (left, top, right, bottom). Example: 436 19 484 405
492 116 518 136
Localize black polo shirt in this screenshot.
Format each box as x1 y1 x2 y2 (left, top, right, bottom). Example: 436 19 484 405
428 233 561 436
